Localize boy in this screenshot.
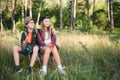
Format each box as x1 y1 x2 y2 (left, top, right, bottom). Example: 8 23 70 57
13 16 39 75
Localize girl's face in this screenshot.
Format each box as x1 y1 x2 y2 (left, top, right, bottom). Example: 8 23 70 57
42 18 51 27
26 20 35 29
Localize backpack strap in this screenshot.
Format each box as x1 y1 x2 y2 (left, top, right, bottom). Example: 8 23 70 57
35 28 38 34
23 28 38 38
23 31 27 37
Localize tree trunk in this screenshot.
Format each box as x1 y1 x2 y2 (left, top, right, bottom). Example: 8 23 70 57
21 0 25 25
73 0 76 30
0 1 3 32
92 0 96 24
109 0 114 29
85 0 89 21
25 0 28 17
108 0 114 30
36 0 42 27
11 0 17 33
60 0 62 31
29 0 32 17
0 12 3 32
70 0 74 31
107 0 110 28
93 0 96 13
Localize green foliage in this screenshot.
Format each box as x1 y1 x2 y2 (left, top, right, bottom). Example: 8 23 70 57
1 0 120 32
76 0 86 20
114 28 120 32
32 0 41 21
113 1 120 28
76 19 94 32
91 9 108 30
2 3 22 30
62 7 71 28
2 7 11 29
14 3 22 22
16 20 24 31
40 3 60 28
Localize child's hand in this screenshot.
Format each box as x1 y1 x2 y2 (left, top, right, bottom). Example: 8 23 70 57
46 43 54 48
50 43 54 47
48 43 54 47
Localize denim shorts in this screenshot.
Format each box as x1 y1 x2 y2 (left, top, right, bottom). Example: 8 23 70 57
18 45 28 55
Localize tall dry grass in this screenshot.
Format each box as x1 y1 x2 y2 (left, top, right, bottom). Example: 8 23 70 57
0 31 120 80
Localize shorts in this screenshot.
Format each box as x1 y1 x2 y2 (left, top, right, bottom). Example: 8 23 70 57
19 45 34 55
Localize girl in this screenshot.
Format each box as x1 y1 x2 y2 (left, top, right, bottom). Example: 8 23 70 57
37 16 65 75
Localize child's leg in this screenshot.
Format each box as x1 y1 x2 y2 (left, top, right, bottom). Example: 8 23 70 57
29 45 39 67
51 46 66 75
42 47 52 66
13 46 21 66
41 47 52 74
51 46 61 65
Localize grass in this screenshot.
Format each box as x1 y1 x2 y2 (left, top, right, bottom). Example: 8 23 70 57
0 31 120 80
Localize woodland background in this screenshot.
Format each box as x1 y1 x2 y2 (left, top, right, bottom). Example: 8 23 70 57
0 0 120 80
0 0 120 32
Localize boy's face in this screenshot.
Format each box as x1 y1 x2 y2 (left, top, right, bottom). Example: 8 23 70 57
26 20 35 29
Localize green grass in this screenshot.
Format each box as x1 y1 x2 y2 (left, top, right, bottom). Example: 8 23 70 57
0 31 120 80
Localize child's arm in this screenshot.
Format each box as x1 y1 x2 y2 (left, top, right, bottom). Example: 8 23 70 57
37 30 46 47
21 32 28 46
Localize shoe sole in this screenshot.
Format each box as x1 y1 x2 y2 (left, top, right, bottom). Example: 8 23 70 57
17 69 23 73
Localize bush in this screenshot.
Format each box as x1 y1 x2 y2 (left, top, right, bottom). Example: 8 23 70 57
76 19 94 32
16 20 24 31
91 9 108 30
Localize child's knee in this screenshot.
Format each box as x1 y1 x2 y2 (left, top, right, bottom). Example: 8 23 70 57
45 47 52 53
33 46 39 51
13 46 19 51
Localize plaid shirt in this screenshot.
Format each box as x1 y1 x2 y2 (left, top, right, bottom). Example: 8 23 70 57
37 29 56 48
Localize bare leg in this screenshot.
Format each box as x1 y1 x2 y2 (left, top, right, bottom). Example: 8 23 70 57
40 47 52 75
51 46 61 65
29 46 39 67
13 46 21 66
42 47 52 66
51 46 66 75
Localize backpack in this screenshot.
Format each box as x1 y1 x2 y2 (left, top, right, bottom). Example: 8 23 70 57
23 28 38 37
23 28 38 55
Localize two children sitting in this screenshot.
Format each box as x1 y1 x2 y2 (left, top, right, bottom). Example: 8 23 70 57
13 16 65 75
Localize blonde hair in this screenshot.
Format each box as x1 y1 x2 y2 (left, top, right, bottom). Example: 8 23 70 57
41 22 54 39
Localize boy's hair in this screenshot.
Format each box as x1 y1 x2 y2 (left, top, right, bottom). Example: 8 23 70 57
24 16 33 25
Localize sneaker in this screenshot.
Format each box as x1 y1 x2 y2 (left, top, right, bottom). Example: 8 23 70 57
15 66 23 73
40 69 47 76
27 66 32 75
58 67 66 75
